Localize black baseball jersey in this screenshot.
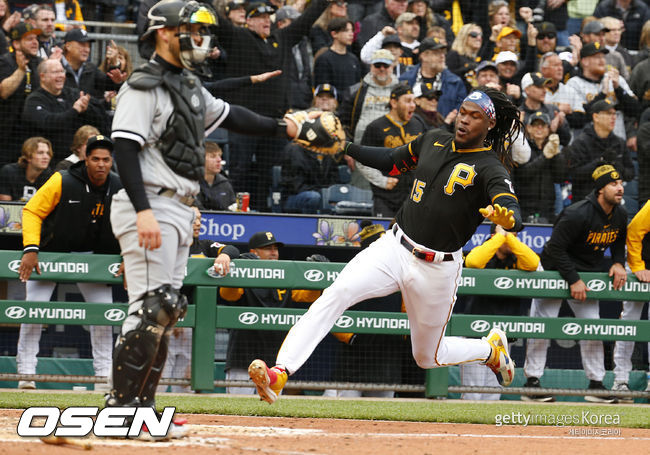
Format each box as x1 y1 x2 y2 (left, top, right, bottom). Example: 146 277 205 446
390 128 519 251
540 192 627 285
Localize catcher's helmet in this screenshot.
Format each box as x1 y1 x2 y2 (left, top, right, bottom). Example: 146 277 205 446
142 0 218 73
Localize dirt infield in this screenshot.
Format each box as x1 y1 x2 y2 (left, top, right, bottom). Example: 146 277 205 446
1 406 649 455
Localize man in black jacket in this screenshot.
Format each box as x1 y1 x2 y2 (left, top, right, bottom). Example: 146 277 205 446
22 59 108 163
357 0 408 48
523 164 628 403
0 23 43 167
16 135 122 390
214 0 329 210
61 28 126 100
568 98 635 203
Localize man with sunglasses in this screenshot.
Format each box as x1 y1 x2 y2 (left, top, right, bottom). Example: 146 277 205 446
531 22 576 84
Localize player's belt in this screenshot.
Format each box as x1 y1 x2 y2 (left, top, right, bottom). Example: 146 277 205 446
398 235 454 262
158 188 195 207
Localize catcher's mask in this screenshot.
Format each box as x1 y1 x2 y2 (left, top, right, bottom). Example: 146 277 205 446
142 0 218 75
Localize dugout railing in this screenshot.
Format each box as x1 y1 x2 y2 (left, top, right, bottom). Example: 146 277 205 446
0 250 649 401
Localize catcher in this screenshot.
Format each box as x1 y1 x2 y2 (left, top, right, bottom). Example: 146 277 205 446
250 87 523 404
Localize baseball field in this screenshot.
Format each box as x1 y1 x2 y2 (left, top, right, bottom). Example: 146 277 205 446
0 390 648 454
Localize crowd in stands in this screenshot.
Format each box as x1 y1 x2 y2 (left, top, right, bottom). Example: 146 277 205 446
1 0 649 220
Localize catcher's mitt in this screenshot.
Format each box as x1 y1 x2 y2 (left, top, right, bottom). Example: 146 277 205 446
285 110 346 156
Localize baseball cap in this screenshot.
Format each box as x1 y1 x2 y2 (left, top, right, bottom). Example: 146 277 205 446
583 20 609 35
247 2 274 18
413 81 441 99
64 28 95 43
587 97 617 115
495 51 518 65
85 134 114 155
381 34 402 48
496 26 522 42
21 4 40 21
592 164 620 190
521 72 552 91
395 12 417 28
526 111 551 126
249 231 284 249
391 82 413 100
9 22 42 41
418 37 447 53
314 83 338 99
475 60 498 75
537 22 557 36
225 0 246 13
580 41 609 58
371 48 395 65
276 6 300 22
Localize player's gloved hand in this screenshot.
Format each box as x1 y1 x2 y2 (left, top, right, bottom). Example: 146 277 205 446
479 204 515 229
284 109 346 156
306 254 329 262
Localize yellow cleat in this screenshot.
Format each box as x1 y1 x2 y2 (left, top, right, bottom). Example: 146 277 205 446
248 359 287 404
483 328 515 387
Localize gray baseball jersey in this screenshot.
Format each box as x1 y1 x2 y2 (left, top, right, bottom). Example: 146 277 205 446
111 82 230 197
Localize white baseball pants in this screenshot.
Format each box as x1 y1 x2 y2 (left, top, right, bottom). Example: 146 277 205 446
613 300 649 383
276 225 491 374
16 280 114 376
524 297 605 381
460 361 501 400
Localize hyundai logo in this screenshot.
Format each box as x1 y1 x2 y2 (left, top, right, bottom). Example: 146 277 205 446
470 320 491 333
304 269 324 282
586 279 607 292
335 315 354 329
562 322 582 336
238 312 259 325
104 308 126 322
5 306 26 319
8 260 21 273
494 277 514 290
108 263 122 275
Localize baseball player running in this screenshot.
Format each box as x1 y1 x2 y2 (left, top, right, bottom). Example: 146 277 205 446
105 0 305 437
250 87 524 403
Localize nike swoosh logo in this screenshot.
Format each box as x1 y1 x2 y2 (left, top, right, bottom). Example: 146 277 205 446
68 200 81 204
434 141 444 147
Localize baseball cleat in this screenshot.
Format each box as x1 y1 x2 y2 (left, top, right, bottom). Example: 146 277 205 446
483 328 515 387
248 359 287 404
18 380 36 389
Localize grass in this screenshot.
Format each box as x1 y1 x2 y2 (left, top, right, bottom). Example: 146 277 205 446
1 391 648 428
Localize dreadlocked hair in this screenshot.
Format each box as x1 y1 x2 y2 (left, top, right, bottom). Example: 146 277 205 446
477 86 523 171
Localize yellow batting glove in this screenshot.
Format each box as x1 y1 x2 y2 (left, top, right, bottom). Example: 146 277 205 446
479 203 515 229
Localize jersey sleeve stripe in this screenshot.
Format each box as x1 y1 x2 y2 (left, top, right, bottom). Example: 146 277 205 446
491 192 518 203
205 102 230 137
111 130 146 146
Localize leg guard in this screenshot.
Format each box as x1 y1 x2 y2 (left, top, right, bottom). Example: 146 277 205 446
139 328 171 407
106 285 187 406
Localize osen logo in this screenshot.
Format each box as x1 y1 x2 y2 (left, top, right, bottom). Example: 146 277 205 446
304 269 324 282
562 322 582 335
104 308 126 322
470 319 491 333
8 260 21 273
108 263 122 275
335 315 354 329
586 279 607 292
494 277 514 290
5 306 26 319
238 312 259 325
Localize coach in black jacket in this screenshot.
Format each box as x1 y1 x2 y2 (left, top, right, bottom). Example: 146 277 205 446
523 164 627 403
